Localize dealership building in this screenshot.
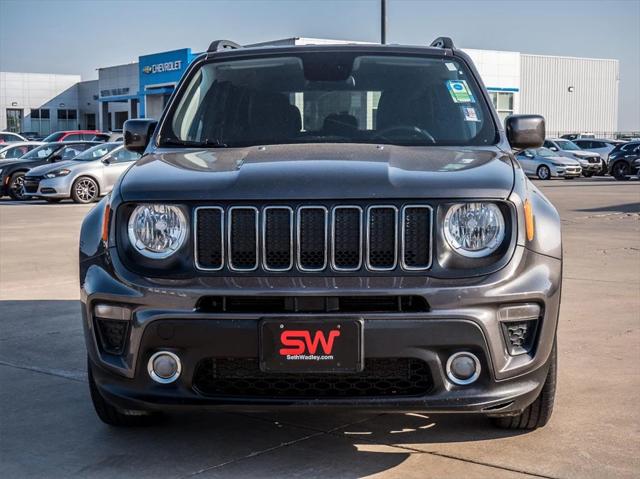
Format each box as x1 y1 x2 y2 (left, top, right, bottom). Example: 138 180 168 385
0 38 620 137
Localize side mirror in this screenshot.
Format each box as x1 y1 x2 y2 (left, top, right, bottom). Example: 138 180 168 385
525 151 535 158
549 146 558 151
124 119 158 153
505 114 545 150
102 157 112 165
49 155 62 162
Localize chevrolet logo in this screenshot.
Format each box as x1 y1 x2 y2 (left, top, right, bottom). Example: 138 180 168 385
143 66 152 74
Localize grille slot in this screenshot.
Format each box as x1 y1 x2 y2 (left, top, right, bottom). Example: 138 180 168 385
228 207 258 271
401 206 433 270
263 207 293 271
332 206 363 271
297 207 328 271
195 207 224 270
367 206 398 270
193 358 432 398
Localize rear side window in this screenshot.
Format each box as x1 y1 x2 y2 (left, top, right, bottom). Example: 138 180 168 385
64 134 83 141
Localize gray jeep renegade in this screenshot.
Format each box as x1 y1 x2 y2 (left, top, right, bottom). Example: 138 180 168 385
80 38 561 430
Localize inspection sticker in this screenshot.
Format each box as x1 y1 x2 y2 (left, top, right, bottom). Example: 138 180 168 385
462 106 480 122
446 80 475 103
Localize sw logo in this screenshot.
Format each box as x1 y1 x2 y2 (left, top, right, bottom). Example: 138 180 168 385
279 330 341 355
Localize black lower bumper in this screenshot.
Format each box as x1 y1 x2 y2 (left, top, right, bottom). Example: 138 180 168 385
89 317 550 415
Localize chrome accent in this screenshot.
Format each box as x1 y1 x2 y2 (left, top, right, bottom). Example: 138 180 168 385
446 352 481 386
148 351 182 384
227 206 259 272
194 206 225 271
365 205 398 271
400 205 433 271
296 206 328 272
262 206 294 272
331 205 363 272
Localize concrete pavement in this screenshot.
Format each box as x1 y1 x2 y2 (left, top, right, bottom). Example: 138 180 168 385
1 177 638 478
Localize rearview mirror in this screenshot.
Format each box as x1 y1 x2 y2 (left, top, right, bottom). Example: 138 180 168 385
505 114 545 150
124 119 158 153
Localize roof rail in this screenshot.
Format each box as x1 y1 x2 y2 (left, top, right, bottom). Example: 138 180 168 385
207 40 242 54
430 37 455 49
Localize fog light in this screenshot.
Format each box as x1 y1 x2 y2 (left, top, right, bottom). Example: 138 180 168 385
446 352 481 385
148 351 181 384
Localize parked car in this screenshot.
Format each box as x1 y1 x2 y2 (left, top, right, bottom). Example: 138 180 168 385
0 141 98 200
82 38 561 431
560 133 595 140
608 141 640 180
0 132 27 143
25 142 140 203
0 141 44 161
19 131 43 141
572 138 626 175
42 130 107 142
543 138 602 177
93 132 123 142
516 147 582 180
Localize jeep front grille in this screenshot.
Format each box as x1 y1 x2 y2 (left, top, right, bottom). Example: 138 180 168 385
195 203 432 273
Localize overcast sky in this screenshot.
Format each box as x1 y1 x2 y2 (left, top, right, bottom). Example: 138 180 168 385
1 0 638 129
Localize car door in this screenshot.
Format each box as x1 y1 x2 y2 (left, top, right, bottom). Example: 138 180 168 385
101 148 141 192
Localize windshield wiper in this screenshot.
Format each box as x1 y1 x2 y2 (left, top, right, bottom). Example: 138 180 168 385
160 137 228 148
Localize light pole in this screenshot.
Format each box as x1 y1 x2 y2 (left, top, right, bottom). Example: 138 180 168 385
381 0 387 44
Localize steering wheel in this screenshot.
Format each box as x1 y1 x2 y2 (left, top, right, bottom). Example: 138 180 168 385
373 125 436 144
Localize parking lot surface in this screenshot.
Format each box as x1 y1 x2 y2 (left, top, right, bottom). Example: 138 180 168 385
1 177 639 479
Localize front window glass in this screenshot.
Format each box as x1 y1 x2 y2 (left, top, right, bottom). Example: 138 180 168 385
21 143 58 160
535 148 555 157
42 132 64 142
74 143 119 161
162 53 497 148
555 140 580 151
59 144 92 160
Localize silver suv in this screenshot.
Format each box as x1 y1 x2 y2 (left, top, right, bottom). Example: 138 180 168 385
24 142 141 203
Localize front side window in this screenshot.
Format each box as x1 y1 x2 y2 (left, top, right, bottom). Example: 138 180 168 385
21 143 58 160
59 144 92 160
162 53 497 148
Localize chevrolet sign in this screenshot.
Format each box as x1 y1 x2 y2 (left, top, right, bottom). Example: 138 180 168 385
143 60 182 75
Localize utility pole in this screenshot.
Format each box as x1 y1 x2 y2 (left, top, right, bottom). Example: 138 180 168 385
381 0 387 44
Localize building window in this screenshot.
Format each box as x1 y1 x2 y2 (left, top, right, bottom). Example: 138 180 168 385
57 109 78 130
29 108 50 135
489 92 514 123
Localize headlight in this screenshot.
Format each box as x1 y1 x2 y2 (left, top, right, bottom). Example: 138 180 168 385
127 204 187 259
45 168 70 178
443 203 505 258
552 162 566 167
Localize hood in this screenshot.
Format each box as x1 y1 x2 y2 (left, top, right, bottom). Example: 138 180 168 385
550 156 580 166
26 159 78 176
120 144 515 202
571 150 599 159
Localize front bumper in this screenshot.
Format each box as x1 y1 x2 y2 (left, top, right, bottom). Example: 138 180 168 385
82 245 561 415
27 175 73 198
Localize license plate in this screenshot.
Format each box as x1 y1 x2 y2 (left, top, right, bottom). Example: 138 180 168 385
260 318 364 373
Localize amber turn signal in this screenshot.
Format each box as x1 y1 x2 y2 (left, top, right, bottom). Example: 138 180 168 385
524 199 534 242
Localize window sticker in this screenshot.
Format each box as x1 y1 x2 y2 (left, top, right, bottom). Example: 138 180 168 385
462 106 480 122
446 80 475 103
445 62 457 72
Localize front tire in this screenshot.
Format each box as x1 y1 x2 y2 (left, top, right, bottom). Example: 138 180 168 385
8 172 27 200
612 161 630 181
71 176 99 203
492 341 557 430
582 170 594 178
88 358 160 427
536 165 551 180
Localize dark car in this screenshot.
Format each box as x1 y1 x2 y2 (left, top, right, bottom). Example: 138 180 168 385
81 38 561 431
42 130 107 142
608 141 640 180
572 138 626 175
19 131 44 141
0 141 98 200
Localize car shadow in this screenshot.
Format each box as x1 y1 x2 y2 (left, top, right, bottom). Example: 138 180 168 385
575 202 640 213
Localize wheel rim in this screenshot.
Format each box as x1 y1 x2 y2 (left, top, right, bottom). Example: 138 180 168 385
614 163 629 177
75 179 97 202
11 176 25 199
539 166 550 179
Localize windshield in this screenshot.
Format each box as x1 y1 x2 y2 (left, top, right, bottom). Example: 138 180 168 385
20 143 59 160
162 53 497 148
555 140 581 151
535 148 555 157
74 143 120 161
